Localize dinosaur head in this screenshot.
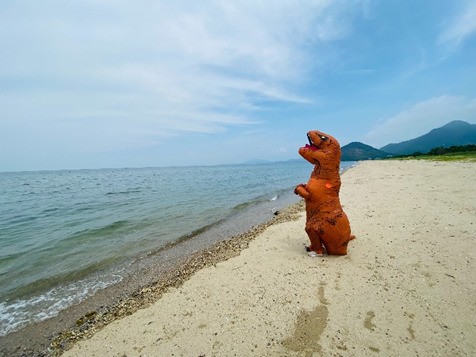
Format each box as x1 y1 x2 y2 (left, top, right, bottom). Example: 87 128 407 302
299 130 341 165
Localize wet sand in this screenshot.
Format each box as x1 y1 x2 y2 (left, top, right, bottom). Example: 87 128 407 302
4 160 476 356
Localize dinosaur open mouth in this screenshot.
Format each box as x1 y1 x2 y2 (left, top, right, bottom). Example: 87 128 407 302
303 133 319 151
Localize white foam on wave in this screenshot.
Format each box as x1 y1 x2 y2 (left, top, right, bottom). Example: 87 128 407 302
0 273 123 337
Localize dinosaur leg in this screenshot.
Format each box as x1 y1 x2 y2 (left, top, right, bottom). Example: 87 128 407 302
322 212 354 255
325 242 348 255
324 233 354 255
305 222 325 255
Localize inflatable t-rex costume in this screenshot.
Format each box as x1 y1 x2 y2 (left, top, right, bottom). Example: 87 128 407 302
294 130 355 256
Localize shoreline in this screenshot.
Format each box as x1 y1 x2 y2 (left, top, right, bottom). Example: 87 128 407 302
0 159 323 340
0 198 306 357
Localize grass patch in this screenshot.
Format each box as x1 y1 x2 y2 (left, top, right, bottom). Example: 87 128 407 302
391 151 476 162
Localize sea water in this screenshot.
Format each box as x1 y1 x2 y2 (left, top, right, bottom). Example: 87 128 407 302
0 160 354 336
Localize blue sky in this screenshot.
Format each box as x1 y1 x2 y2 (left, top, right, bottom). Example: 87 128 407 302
1 0 475 171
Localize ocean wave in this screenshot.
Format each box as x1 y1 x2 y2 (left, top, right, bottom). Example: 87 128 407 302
106 188 142 195
168 219 226 246
68 220 130 242
0 272 123 337
231 196 268 211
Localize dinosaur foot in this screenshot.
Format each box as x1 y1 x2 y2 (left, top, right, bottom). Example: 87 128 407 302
308 251 324 257
305 246 324 257
305 245 324 255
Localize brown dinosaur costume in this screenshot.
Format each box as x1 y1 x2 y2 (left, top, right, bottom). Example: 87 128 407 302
294 130 355 256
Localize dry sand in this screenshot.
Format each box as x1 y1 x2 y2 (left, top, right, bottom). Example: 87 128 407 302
60 160 475 357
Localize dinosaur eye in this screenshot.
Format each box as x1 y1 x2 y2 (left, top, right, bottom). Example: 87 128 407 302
320 136 328 141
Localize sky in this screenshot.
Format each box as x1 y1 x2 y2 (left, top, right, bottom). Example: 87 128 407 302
1 0 475 171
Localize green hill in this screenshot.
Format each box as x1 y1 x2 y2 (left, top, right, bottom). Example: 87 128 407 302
380 120 476 155
341 142 390 161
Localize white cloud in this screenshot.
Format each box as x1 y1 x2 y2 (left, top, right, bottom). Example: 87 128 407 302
438 1 476 51
0 0 365 156
365 96 476 147
0 0 380 171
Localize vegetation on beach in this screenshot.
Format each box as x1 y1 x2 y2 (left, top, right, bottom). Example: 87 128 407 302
388 145 476 162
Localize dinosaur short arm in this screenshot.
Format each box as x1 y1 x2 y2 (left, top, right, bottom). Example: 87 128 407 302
294 184 310 199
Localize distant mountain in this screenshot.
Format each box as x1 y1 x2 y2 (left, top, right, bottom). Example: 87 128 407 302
380 120 476 155
341 142 390 161
242 159 272 165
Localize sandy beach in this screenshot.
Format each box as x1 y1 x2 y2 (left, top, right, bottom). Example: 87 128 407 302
52 160 475 357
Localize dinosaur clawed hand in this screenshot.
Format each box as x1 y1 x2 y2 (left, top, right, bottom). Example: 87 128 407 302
294 183 306 195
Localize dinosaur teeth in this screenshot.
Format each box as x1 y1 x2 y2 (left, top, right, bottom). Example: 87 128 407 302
307 133 318 149
307 133 314 146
